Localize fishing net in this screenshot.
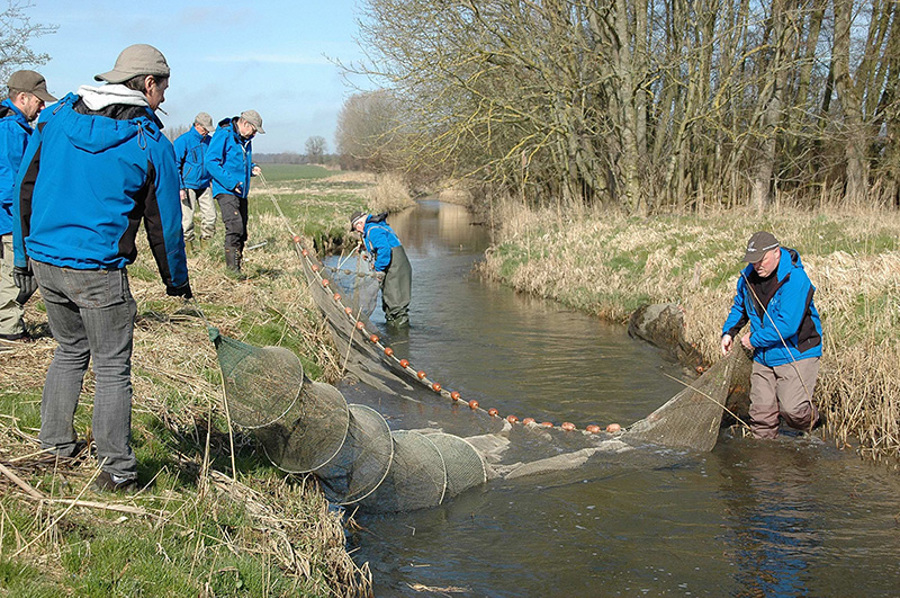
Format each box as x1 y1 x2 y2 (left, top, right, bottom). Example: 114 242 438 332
323 264 380 319
624 348 742 452
423 432 487 498
359 430 448 513
314 403 394 504
211 328 302 429
256 381 350 473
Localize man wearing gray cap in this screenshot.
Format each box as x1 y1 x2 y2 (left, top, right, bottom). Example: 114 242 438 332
0 70 56 341
721 231 823 439
12 44 191 492
174 111 215 251
205 109 264 274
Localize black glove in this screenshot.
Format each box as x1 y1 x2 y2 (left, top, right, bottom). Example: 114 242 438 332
166 280 193 299
13 265 36 291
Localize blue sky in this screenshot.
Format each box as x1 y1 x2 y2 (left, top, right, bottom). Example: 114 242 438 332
26 0 371 153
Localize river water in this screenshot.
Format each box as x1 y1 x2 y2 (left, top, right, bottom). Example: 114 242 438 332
329 200 900 597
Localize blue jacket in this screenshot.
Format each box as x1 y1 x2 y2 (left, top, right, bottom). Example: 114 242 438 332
362 215 402 272
205 117 253 199
13 92 188 289
722 247 822 367
0 99 33 236
173 126 211 191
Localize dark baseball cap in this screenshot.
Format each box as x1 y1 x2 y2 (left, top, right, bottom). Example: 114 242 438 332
95 44 170 84
349 211 367 231
7 70 57 102
743 231 780 262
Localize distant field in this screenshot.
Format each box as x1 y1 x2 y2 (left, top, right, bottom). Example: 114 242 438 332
257 163 334 182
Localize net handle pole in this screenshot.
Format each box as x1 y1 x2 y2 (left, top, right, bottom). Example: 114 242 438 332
257 172 299 239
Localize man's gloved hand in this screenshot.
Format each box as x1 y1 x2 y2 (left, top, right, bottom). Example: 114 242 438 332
374 271 385 284
13 266 36 293
166 280 193 299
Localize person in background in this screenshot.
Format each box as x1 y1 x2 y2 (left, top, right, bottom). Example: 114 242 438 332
721 231 822 439
350 210 412 328
0 70 56 341
205 110 263 274
174 111 214 253
12 44 191 492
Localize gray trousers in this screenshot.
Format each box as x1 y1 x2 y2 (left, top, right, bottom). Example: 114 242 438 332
181 187 216 242
382 245 411 325
0 234 25 336
749 357 820 439
33 261 138 479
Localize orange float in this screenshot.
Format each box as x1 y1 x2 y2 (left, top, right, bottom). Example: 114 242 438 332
586 424 601 434
606 423 622 433
301 249 308 256
293 235 301 243
355 321 366 330
416 370 427 379
369 334 379 343
488 408 499 417
344 307 353 315
384 347 394 357
561 422 576 431
507 415 519 424
399 359 409 368
431 383 441 393
333 293 341 301
468 400 479 410
311 264 319 272
540 422 554 428
450 391 460 401
522 417 535 425
321 279 330 287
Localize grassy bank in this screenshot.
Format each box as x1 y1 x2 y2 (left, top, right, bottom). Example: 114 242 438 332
478 199 900 465
0 166 384 597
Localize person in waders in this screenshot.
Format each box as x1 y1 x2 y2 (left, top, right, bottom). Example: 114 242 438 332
720 231 822 439
350 211 411 328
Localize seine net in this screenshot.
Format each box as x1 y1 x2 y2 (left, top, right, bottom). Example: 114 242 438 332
211 329 302 429
257 381 350 473
314 403 394 505
359 430 448 513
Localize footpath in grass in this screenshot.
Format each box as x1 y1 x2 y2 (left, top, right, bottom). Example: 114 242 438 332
0 166 377 597
478 201 900 465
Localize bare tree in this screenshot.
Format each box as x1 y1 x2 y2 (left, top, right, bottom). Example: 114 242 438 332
0 1 56 84
305 135 327 164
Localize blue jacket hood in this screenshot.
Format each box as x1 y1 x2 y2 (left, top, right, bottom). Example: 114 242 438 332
52 92 163 154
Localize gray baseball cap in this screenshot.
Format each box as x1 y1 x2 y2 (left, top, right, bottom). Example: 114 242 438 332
240 109 265 134
742 231 780 262
95 44 170 84
194 112 213 129
7 70 57 102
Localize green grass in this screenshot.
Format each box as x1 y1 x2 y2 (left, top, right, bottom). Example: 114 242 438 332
258 163 334 182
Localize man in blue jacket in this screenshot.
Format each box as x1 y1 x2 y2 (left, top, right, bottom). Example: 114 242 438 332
721 231 822 439
350 211 411 327
0 70 55 341
205 110 263 274
174 111 214 251
12 44 191 492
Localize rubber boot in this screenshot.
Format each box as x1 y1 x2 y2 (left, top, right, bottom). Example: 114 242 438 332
225 248 240 273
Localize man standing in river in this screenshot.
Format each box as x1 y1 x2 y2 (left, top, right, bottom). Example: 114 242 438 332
721 231 822 439
350 211 411 328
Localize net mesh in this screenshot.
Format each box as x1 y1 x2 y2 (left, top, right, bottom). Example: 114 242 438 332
257 381 350 473
314 404 394 505
624 348 742 452
423 432 487 498
212 329 303 429
359 430 448 513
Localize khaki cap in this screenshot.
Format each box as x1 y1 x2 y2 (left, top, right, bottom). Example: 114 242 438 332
240 109 265 134
742 231 780 262
194 112 213 129
349 211 367 231
95 44 170 84
8 70 57 102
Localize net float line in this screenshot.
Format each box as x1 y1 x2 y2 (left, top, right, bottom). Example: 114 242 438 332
289 234 623 437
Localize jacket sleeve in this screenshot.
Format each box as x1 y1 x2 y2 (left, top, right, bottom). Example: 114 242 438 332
748 271 812 349
172 134 187 189
12 124 43 268
0 121 27 217
205 131 239 193
722 275 749 337
367 227 393 272
141 139 188 288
